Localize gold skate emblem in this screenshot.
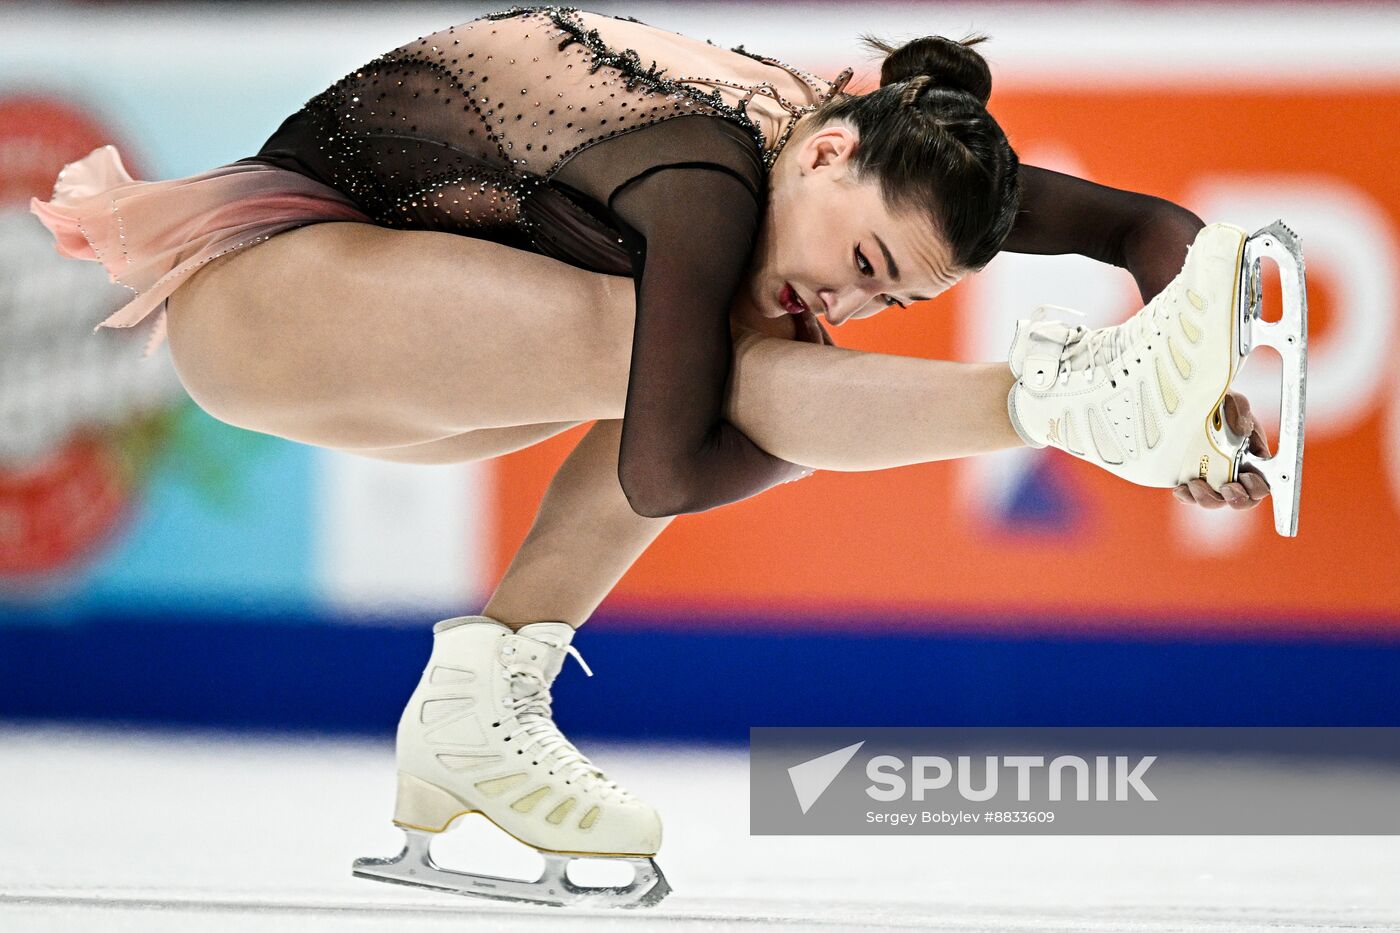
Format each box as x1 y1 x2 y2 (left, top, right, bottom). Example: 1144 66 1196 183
1047 417 1061 444
1198 455 1210 479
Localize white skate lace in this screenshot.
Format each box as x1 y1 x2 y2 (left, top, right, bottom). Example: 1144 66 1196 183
1034 288 1171 383
500 639 631 801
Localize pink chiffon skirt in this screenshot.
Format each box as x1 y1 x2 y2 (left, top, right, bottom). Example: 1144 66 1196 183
29 144 372 357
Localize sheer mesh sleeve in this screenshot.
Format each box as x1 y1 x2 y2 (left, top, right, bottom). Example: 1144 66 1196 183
609 165 808 517
1002 165 1207 303
552 116 808 518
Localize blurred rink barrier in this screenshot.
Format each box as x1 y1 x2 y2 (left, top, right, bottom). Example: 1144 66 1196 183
1 1 1398 741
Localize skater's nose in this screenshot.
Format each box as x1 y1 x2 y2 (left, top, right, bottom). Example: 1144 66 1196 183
818 284 878 325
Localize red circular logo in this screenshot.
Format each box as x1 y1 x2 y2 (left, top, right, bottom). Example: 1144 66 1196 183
0 95 153 582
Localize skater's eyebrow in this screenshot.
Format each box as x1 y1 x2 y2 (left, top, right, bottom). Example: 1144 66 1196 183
873 233 901 280
873 232 933 303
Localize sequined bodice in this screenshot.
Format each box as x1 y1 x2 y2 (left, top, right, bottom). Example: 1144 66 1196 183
244 5 851 274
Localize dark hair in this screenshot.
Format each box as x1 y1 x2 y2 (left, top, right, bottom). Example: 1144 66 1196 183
807 33 1021 272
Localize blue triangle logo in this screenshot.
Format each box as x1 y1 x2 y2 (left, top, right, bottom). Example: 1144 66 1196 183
1003 456 1078 531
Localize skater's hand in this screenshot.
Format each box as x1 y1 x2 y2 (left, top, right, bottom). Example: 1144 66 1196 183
1172 391 1271 510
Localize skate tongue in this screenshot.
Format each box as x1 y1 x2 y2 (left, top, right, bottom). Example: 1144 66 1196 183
1010 316 1082 388
515 622 577 654
510 623 581 682
1011 307 1074 373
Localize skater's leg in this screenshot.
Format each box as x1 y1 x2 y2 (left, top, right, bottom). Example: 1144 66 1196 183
164 222 636 449
482 419 670 628
165 221 1020 469
345 421 584 464
341 342 1020 474
360 336 1020 626
725 330 1023 471
345 340 1022 475
480 353 1019 627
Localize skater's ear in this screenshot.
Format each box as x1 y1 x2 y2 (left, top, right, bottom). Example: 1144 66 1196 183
794 123 860 179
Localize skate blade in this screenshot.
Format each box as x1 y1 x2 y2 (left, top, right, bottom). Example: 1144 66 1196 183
352 827 671 909
1234 220 1307 537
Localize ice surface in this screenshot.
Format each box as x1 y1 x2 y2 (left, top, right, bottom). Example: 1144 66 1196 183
2 725 1398 932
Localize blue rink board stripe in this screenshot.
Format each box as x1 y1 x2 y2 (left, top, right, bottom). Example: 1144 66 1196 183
1 608 1398 738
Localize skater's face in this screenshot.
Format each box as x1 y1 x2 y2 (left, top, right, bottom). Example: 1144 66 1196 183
748 121 967 325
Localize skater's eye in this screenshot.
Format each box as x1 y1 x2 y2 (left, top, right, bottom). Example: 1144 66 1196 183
854 245 874 276
858 245 907 308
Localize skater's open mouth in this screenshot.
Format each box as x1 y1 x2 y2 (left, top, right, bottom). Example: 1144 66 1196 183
778 282 809 316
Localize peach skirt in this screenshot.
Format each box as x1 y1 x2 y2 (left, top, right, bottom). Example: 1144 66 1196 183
29 145 372 357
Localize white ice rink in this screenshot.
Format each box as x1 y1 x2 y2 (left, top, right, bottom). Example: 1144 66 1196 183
2 725 1398 932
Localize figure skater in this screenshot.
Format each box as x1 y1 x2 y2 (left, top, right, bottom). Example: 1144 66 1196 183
30 5 1288 907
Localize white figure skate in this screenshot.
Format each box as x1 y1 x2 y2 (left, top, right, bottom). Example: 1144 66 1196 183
352 616 669 908
1006 220 1307 536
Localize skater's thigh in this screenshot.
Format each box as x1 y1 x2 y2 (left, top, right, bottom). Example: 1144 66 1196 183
343 420 586 464
165 222 635 449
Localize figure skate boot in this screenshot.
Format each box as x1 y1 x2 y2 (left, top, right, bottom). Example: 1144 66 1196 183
352 615 669 908
1006 220 1307 536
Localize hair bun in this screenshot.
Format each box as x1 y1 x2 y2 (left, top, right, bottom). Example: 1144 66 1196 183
864 34 994 106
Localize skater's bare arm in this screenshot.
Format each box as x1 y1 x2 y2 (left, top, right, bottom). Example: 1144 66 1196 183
1002 165 1206 303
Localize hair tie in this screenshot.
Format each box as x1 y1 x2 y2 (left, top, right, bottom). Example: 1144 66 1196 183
900 74 933 107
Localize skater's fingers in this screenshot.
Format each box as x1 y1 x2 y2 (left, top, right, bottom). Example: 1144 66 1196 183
1222 392 1256 440
1224 390 1253 419
1220 481 1258 510
1186 477 1226 509
1222 392 1271 457
1238 471 1271 501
